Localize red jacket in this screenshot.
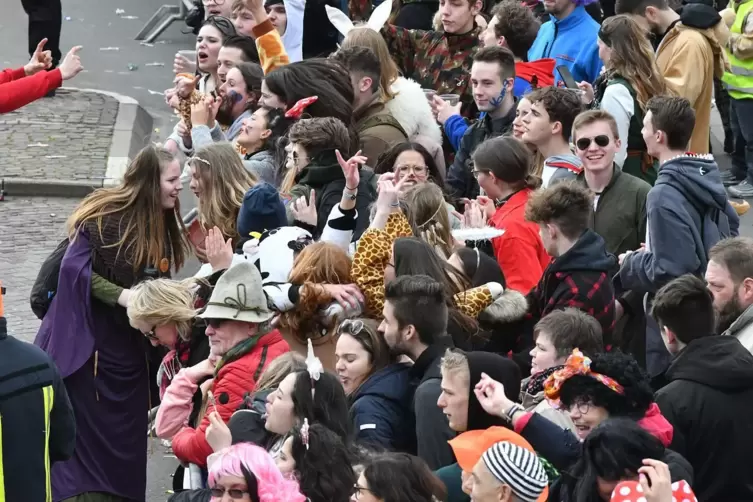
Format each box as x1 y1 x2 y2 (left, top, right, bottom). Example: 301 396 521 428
0 67 62 114
490 189 551 294
171 329 290 467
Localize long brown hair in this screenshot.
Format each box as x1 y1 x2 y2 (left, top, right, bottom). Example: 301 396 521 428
278 242 352 343
341 27 399 101
599 15 668 109
473 136 541 190
66 145 187 271
190 142 257 243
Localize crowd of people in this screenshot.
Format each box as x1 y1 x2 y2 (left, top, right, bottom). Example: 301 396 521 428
4 0 753 500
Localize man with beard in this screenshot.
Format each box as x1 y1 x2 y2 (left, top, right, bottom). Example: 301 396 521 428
706 237 753 352
378 274 456 470
651 274 753 501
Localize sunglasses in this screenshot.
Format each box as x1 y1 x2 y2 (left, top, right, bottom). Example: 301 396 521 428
204 15 237 38
144 326 158 341
209 487 248 499
576 135 610 151
338 319 364 336
205 318 226 329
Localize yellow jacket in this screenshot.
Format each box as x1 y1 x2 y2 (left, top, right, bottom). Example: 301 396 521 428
657 22 730 153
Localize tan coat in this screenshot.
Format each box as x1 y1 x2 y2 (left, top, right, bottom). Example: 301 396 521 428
657 22 730 153
355 95 409 167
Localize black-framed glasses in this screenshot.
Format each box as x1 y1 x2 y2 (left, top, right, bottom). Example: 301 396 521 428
352 484 374 499
205 318 226 329
144 326 158 341
203 15 237 38
338 319 364 336
576 135 610 151
472 169 489 179
568 400 592 415
209 487 248 499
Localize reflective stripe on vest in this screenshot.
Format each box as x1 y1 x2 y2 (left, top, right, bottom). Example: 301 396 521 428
723 0 753 97
43 385 54 502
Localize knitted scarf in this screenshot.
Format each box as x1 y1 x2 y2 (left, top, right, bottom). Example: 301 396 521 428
525 365 564 396
214 334 263 377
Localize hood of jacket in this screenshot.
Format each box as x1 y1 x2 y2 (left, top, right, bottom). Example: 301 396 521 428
352 363 414 405
478 289 529 325
515 59 556 88
725 303 753 337
637 402 674 446
386 77 443 144
656 154 729 213
665 335 753 390
465 351 522 431
550 228 617 274
664 21 730 78
545 153 584 172
295 150 343 187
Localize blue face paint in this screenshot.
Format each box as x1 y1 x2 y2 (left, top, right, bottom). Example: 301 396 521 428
227 90 244 104
489 84 508 108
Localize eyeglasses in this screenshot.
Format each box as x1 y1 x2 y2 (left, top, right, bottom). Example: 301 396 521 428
472 169 489 179
394 164 428 177
568 400 592 415
204 15 237 38
209 487 248 499
338 319 364 336
575 135 610 151
205 318 226 329
352 484 374 499
144 326 158 341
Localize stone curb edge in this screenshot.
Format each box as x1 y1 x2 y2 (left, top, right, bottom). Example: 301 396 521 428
1 87 154 198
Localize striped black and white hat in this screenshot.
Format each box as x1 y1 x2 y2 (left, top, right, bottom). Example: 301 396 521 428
482 441 548 502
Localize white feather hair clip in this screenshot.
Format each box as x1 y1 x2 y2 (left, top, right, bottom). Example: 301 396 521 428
305 339 324 398
325 0 392 38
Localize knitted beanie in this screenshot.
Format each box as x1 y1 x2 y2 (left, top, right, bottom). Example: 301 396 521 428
236 183 287 239
482 441 548 502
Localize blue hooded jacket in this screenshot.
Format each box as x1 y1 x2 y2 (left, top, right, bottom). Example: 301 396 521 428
350 363 414 451
619 154 739 293
528 6 602 85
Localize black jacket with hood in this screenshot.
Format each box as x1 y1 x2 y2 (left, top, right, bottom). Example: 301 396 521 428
655 336 753 501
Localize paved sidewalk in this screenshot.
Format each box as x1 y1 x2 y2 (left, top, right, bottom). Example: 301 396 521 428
0 196 81 342
0 89 118 183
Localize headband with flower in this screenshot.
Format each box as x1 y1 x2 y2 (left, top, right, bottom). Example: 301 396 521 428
544 349 625 407
285 96 319 119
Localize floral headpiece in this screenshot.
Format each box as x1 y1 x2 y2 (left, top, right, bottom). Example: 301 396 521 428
285 96 318 119
544 349 625 407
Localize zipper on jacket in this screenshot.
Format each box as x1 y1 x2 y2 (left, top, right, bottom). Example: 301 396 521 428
545 24 559 58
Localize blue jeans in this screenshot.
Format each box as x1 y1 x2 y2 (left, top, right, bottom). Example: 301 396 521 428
730 97 753 183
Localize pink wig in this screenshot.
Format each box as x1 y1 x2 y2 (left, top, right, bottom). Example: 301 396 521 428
208 443 306 502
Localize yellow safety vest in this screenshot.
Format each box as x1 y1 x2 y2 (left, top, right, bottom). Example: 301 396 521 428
723 0 753 99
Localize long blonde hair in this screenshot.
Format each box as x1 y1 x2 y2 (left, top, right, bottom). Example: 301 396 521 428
255 352 306 391
127 278 202 340
191 142 257 243
66 145 188 271
600 15 668 109
341 27 399 101
403 182 454 259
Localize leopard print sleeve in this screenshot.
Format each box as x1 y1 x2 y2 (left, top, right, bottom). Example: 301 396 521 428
352 212 413 317
454 285 495 319
178 90 204 132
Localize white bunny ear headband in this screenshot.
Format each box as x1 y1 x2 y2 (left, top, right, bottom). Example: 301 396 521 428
325 0 392 38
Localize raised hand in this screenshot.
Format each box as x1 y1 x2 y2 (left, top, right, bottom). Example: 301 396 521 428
638 459 674 502
375 172 408 213
191 95 221 128
473 372 513 418
291 190 318 226
205 226 233 272
322 283 364 310
432 94 462 126
173 52 197 75
205 410 233 453
25 38 53 76
59 46 84 81
336 149 366 190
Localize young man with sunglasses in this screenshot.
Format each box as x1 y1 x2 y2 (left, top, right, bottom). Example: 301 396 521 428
572 110 650 257
521 86 584 187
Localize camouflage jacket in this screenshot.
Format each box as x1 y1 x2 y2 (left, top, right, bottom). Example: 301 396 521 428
381 24 481 118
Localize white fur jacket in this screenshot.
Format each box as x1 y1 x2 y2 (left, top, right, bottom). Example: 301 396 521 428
386 77 443 145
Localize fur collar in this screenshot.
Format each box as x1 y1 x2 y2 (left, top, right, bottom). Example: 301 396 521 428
385 77 443 144
478 289 529 324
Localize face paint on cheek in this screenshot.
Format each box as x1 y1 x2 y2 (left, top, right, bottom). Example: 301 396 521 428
227 90 244 103
490 85 507 108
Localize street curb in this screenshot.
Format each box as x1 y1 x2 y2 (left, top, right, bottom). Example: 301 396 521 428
1 87 154 197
